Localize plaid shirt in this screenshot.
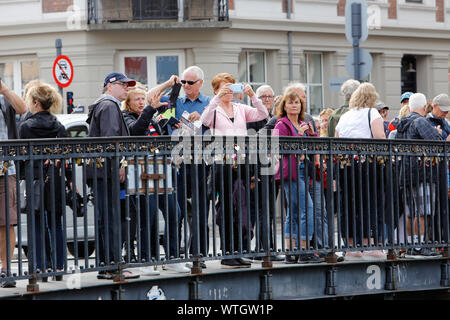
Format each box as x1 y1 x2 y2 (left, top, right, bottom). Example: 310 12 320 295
396 112 443 141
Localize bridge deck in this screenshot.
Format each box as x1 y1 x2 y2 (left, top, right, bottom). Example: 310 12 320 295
1 255 448 300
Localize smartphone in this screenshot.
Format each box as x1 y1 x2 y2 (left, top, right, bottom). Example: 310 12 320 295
229 83 244 93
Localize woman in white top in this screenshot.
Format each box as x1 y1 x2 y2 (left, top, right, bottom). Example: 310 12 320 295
334 82 387 261
335 83 385 139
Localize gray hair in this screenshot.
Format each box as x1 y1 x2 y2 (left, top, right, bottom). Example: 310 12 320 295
341 79 361 101
283 82 306 95
409 93 427 112
256 84 274 97
182 66 204 81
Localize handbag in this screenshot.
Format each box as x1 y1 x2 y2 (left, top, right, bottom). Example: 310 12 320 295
21 180 42 213
65 181 85 217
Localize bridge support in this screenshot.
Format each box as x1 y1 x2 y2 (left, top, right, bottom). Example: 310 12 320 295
259 272 273 300
385 263 398 291
325 267 337 295
441 261 449 287
189 276 203 300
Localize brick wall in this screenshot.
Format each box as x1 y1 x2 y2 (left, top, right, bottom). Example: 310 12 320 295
229 0 234 10
42 0 73 13
436 0 444 22
388 0 397 19
337 0 346 16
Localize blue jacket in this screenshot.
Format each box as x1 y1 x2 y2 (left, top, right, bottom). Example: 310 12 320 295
426 113 450 140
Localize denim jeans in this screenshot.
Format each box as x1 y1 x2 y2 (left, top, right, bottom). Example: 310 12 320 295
34 210 64 271
309 180 329 248
177 164 210 256
139 193 181 260
283 168 314 243
96 180 120 264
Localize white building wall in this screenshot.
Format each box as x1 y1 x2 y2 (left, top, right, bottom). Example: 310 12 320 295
0 0 448 117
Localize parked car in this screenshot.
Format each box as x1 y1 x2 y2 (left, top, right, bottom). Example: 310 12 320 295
16 113 165 259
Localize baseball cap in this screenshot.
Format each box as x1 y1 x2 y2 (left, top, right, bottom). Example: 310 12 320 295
103 72 136 87
432 93 450 112
400 92 413 103
376 101 389 111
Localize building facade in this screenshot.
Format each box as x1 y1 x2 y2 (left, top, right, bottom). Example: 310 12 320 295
0 0 449 117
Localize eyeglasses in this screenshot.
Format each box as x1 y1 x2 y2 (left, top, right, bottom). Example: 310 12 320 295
259 95 274 100
112 82 129 88
181 79 200 85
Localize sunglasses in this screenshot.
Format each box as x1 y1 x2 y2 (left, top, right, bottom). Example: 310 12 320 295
112 81 129 88
181 79 200 85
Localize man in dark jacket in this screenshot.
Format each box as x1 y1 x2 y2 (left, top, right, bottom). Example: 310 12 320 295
0 79 26 288
396 93 442 257
426 94 450 140
425 93 450 248
87 72 139 279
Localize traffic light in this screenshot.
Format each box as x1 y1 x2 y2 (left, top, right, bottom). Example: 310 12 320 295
67 91 74 114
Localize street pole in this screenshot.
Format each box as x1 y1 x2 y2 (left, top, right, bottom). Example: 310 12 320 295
287 1 293 81
55 39 64 112
351 3 362 81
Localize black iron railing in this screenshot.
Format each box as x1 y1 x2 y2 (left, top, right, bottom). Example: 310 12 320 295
87 0 229 24
0 135 448 288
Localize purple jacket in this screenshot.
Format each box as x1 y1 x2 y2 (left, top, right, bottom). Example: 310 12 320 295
272 116 314 181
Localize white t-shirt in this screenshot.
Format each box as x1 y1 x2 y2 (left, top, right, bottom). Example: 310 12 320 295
335 107 381 138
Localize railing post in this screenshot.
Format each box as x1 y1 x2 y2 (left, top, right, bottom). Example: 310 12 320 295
25 149 39 292
261 172 272 268
325 144 338 263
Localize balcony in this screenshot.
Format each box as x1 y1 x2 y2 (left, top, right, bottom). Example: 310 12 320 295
87 0 230 29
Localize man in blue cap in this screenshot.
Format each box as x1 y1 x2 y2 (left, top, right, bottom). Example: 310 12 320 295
87 72 140 280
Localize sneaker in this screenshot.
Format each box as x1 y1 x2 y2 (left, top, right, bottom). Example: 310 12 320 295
162 263 190 273
298 253 325 264
362 250 386 261
271 255 285 262
236 258 251 267
220 258 251 269
0 280 16 288
408 248 440 257
284 255 299 264
344 251 364 261
140 266 160 276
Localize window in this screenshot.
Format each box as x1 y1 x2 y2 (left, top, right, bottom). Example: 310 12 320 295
0 57 39 96
238 51 266 103
405 0 423 3
299 53 323 115
119 50 185 89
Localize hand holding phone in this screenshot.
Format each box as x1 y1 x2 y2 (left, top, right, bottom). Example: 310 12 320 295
229 83 244 93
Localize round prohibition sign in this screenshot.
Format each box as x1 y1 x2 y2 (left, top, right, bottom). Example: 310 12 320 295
53 55 74 88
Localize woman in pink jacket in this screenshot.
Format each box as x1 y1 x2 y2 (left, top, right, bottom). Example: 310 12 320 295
201 73 268 269
201 73 268 135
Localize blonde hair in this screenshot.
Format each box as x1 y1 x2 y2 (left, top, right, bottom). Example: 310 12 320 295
122 88 147 112
319 108 334 137
348 82 379 110
23 79 41 100
25 82 62 114
398 104 410 119
319 108 333 118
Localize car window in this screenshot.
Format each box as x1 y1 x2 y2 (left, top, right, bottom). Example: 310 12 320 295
66 125 88 138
